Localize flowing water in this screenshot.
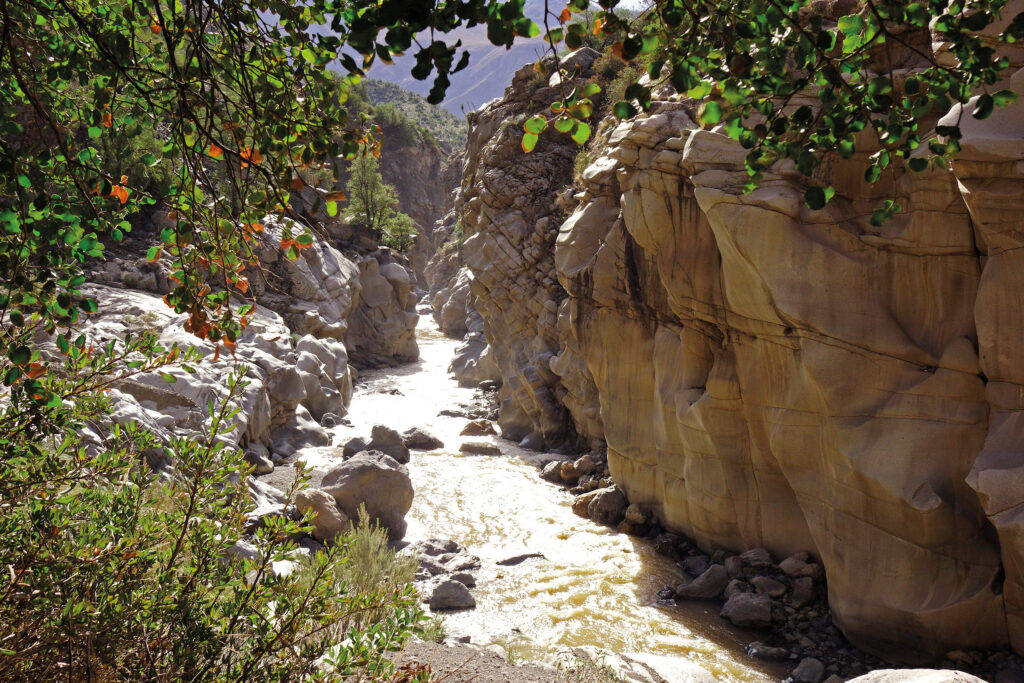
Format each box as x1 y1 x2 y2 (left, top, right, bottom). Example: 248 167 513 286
301 314 783 682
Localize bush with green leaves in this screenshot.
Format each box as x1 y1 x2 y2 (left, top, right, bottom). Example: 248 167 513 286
0 363 426 681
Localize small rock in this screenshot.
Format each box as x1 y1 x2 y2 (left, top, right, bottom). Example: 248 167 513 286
540 460 564 483
414 538 461 556
740 547 773 569
780 552 810 577
342 436 368 458
725 555 744 578
449 555 482 572
791 577 815 607
683 555 711 577
560 460 581 484
676 564 729 599
572 453 599 477
460 419 496 436
429 579 476 611
624 503 647 525
656 587 676 601
497 552 546 566
321 412 340 428
572 490 600 517
367 425 411 464
478 380 499 391
747 641 790 661
724 579 748 599
244 445 274 475
751 575 787 598
792 657 825 683
451 571 476 587
417 556 448 576
800 563 825 582
720 592 773 628
459 441 502 455
402 427 444 450
588 487 627 526
454 635 472 644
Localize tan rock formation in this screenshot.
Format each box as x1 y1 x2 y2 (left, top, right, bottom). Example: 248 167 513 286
429 32 1024 664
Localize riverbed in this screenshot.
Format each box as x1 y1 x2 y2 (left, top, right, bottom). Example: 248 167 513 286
304 312 783 682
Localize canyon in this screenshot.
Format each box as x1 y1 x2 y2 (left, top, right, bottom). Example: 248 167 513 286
426 42 1024 670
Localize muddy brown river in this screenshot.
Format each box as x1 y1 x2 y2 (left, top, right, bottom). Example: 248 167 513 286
299 313 784 681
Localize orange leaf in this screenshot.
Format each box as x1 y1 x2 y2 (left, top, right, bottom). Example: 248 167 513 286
167 211 178 221
325 190 347 202
250 222 264 233
26 363 47 379
101 112 112 128
235 278 249 293
611 42 624 59
290 177 306 191
559 8 571 23
593 17 603 35
120 175 128 184
280 238 296 250
208 143 223 158
150 22 162 34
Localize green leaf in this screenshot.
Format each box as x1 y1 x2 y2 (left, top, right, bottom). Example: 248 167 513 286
613 101 636 118
554 117 575 132
160 372 177 383
973 93 994 119
88 126 102 139
521 132 539 152
570 121 591 145
908 157 928 172
524 115 547 135
837 14 864 35
16 174 30 188
804 186 832 210
326 200 338 217
581 82 601 97
699 101 723 126
993 89 1018 108
9 346 31 365
146 246 161 262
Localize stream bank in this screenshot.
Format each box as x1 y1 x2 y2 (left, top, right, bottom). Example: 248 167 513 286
287 310 787 682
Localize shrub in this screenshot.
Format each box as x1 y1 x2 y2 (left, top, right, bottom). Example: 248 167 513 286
0 364 425 681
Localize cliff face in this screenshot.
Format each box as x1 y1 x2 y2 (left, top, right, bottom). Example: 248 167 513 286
430 45 1024 662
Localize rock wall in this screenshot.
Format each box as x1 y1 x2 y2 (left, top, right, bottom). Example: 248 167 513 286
429 43 1024 663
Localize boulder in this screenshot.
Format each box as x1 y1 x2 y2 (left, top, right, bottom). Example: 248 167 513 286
429 579 476 611
587 487 627 526
460 419 496 436
244 443 274 475
791 577 815 607
750 575 787 598
460 441 502 455
366 424 410 464
720 592 772 628
675 564 729 600
402 427 444 450
294 488 351 543
846 672 986 683
342 436 368 458
746 642 790 661
572 490 600 517
540 460 564 483
320 450 413 540
624 503 647 525
791 657 825 683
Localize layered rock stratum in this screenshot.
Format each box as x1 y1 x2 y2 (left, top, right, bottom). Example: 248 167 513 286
428 37 1024 662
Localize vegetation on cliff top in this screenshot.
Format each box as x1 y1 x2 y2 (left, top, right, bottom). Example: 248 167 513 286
364 79 469 150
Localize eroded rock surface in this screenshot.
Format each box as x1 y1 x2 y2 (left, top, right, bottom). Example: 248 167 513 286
428 38 1024 663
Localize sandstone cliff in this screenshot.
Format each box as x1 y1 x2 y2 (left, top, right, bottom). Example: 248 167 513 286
429 43 1024 662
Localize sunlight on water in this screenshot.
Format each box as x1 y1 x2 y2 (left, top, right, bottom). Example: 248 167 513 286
313 314 779 682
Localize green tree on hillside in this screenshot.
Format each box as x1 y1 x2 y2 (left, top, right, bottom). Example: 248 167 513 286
345 155 418 251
